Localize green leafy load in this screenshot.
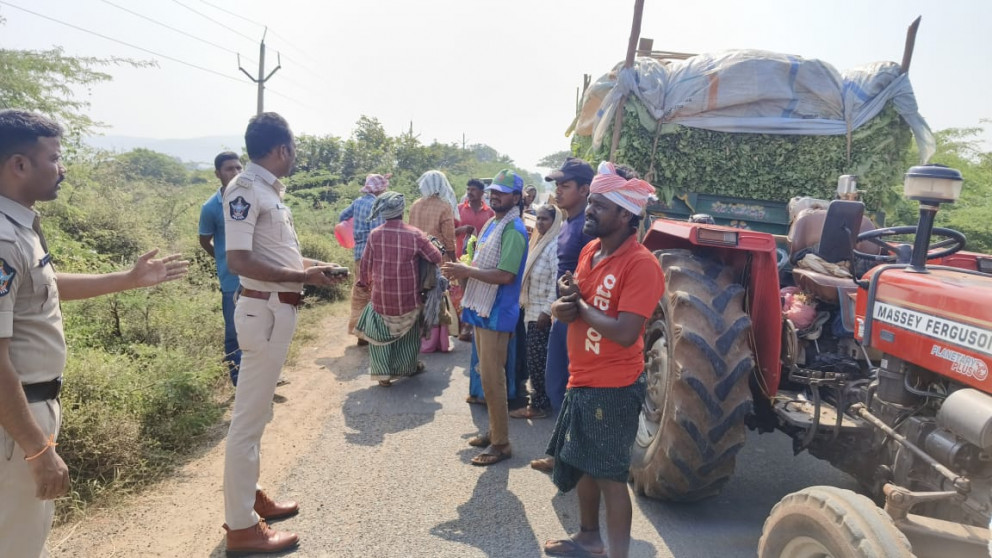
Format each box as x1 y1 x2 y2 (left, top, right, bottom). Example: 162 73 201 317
574 97 915 210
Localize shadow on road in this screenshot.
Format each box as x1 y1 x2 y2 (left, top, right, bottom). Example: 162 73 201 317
315 344 368 382
430 463 542 557
339 357 453 446
546 484 658 558
626 430 861 557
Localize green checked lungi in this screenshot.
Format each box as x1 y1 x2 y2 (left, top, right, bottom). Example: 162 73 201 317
355 304 422 380
545 376 646 492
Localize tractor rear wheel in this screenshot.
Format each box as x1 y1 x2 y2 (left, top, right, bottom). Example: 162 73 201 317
630 250 755 501
758 486 915 558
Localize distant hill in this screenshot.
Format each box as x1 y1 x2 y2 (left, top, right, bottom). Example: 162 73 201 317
85 135 244 165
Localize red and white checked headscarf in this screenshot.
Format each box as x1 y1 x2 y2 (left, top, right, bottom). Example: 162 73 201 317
589 161 654 215
361 173 391 195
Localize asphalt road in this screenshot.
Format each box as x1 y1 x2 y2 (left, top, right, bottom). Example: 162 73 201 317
212 338 858 558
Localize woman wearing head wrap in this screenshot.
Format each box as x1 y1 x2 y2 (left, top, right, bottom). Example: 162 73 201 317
354 192 443 386
410 171 459 353
340 173 392 344
509 204 563 419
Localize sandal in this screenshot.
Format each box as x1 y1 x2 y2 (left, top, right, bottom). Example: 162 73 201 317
378 380 392 387
543 538 606 557
510 406 548 419
470 445 512 466
465 396 487 406
411 361 426 376
467 434 491 447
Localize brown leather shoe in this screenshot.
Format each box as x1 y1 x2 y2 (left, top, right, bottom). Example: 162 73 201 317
254 489 299 520
224 520 298 555
530 456 555 473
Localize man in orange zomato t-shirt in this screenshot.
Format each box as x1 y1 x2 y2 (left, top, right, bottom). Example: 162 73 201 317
542 162 662 558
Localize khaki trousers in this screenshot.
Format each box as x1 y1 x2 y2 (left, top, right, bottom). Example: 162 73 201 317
348 280 372 336
474 327 511 446
223 295 297 530
0 399 60 558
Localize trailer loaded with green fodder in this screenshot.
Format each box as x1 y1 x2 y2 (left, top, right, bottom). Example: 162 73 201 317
570 49 934 233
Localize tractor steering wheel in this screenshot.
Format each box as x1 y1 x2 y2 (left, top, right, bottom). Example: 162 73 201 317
853 226 966 263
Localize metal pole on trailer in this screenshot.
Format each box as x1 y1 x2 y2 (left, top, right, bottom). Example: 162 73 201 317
609 0 646 160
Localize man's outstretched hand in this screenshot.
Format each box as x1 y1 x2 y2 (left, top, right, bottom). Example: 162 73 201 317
130 249 190 288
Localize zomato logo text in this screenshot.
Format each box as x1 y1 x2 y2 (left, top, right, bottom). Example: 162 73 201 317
585 274 617 355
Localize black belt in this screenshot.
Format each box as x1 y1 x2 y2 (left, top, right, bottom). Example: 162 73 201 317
23 378 61 403
239 289 303 307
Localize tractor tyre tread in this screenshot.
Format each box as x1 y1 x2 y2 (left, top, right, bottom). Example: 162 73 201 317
630 250 755 502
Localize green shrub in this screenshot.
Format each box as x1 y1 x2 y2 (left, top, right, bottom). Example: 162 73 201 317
577 99 914 212
298 231 353 302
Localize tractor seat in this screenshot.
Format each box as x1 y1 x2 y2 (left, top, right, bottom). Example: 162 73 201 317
788 201 875 304
792 268 856 305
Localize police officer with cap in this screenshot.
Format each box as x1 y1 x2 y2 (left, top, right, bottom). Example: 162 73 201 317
221 112 346 554
0 109 189 557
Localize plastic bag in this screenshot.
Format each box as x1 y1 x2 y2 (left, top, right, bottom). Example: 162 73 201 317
334 218 355 249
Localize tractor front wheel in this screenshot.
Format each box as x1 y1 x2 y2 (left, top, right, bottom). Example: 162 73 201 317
758 486 914 558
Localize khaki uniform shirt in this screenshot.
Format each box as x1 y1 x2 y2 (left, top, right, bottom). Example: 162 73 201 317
223 162 304 293
0 196 66 384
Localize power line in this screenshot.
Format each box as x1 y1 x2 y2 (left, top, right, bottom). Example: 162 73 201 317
0 1 248 84
171 0 257 43
196 0 264 29
267 87 323 112
195 0 323 69
96 0 257 66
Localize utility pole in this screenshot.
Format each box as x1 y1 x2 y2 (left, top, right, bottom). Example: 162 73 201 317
238 27 281 115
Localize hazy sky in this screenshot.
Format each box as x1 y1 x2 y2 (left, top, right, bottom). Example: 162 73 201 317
1 0 989 171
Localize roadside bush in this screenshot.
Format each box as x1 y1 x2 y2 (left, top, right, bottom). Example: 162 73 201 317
298 231 353 302
58 350 156 515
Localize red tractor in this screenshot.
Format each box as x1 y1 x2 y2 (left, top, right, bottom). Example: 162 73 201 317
631 165 992 557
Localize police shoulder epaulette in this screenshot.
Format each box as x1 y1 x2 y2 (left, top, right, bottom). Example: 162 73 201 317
0 216 17 243
229 173 255 191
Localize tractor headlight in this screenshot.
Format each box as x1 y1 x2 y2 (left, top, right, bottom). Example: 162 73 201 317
904 164 963 203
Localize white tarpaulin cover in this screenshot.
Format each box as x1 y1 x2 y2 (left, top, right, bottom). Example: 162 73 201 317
583 50 934 162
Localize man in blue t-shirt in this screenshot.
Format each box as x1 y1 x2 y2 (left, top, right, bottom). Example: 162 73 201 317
531 157 595 472
198 151 243 385
443 169 528 467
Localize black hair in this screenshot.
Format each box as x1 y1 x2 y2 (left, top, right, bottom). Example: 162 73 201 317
0 109 63 166
538 205 556 219
614 164 639 180
214 151 240 171
524 185 537 194
467 178 485 190
629 213 642 230
245 112 293 160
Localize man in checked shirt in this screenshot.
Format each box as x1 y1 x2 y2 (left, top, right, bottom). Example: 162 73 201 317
355 191 442 386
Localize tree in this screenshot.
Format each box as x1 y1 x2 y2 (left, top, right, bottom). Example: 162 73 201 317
537 149 572 169
0 16 151 142
892 125 992 252
295 134 343 173
114 148 188 185
340 116 394 181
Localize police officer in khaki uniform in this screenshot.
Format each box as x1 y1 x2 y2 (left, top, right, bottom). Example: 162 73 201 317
221 112 345 555
0 109 188 557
